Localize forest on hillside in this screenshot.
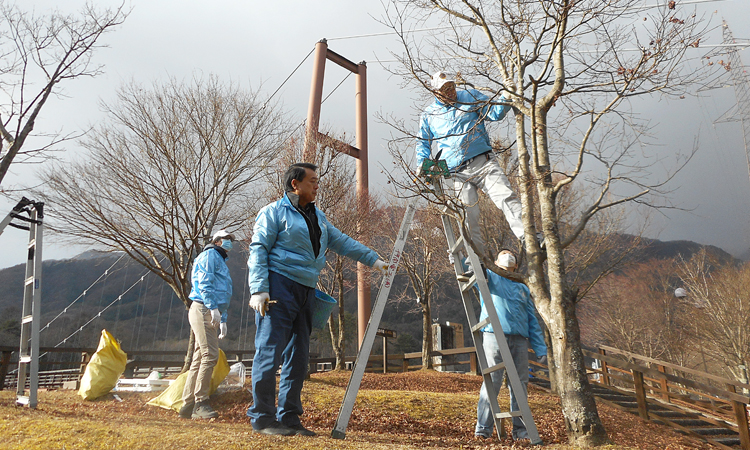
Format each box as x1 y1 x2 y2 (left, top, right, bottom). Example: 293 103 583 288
0 230 739 375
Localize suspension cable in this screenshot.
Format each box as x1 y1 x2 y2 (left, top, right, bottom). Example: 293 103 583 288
52 268 152 348
38 253 126 334
152 280 165 350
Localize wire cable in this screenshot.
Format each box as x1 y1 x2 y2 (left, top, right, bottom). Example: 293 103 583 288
53 269 151 348
39 253 126 334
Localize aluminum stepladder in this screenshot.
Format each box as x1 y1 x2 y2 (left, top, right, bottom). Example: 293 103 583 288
331 159 542 444
1 198 45 408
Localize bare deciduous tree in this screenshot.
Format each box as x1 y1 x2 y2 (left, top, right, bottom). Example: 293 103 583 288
679 250 750 382
0 1 127 187
384 201 454 370
39 76 289 369
382 0 709 445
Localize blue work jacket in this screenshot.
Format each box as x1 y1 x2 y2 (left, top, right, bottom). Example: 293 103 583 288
416 89 510 171
248 194 379 293
478 271 547 357
189 245 232 323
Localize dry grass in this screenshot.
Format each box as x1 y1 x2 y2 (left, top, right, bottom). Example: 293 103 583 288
0 371 709 449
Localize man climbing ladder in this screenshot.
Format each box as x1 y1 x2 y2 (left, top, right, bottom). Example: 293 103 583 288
331 158 543 445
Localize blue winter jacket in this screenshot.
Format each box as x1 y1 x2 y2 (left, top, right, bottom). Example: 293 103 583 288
189 245 232 323
416 89 510 170
478 271 547 357
248 194 379 293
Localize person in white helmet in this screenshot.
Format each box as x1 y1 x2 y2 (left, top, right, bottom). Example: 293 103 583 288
417 71 542 277
180 229 235 420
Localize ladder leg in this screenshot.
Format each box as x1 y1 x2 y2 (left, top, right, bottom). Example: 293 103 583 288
16 208 42 408
436 179 542 444
331 197 419 439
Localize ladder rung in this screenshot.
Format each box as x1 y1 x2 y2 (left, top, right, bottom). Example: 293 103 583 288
24 276 34 286
447 236 465 254
495 411 524 419
460 276 477 292
471 318 491 333
482 361 506 375
27 239 36 249
21 315 33 324
16 395 30 405
19 356 31 364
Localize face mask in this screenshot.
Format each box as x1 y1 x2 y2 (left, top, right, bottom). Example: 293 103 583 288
497 253 516 268
220 239 233 251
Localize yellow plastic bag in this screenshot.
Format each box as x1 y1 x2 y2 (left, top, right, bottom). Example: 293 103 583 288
147 349 230 412
78 329 127 400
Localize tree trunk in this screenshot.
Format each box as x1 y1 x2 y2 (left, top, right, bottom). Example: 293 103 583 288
549 290 610 447
421 296 433 370
541 323 558 394
333 268 346 370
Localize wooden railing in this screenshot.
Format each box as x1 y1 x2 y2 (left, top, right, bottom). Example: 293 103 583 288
587 345 750 449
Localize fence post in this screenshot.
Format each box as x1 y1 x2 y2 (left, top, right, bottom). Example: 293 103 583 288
632 369 649 420
727 384 750 450
657 365 670 402
470 352 480 376
0 350 12 390
599 348 610 386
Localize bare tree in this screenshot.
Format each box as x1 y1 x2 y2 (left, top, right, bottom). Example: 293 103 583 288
679 250 750 382
39 76 289 369
0 1 127 187
581 257 697 366
382 0 709 445
383 201 454 370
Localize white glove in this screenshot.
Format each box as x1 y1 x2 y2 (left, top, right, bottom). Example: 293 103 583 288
210 308 221 328
219 322 227 339
447 250 455 265
250 292 270 317
373 259 388 275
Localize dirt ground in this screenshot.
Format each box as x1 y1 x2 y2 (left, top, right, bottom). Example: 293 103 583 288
0 370 711 449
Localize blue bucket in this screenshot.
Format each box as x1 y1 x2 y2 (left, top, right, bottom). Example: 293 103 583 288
311 289 337 330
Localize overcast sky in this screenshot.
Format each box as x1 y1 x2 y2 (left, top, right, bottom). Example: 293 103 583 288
1 0 749 270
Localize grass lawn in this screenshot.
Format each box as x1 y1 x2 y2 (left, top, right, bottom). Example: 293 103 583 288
0 371 709 449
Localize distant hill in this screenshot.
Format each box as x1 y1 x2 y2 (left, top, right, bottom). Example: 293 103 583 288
640 238 738 264
0 235 739 358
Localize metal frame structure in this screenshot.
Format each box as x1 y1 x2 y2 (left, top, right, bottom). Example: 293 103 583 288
0 198 44 408
303 39 372 347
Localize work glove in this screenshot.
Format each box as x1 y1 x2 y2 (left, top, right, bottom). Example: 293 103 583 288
219 322 227 339
250 292 270 317
373 259 388 275
537 355 548 366
210 308 221 328
447 250 455 265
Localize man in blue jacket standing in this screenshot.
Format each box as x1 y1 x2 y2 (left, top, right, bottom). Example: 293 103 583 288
417 71 535 268
247 162 387 436
180 229 234 420
474 249 547 440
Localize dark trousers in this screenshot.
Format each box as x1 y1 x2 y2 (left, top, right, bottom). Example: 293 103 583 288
246 271 313 428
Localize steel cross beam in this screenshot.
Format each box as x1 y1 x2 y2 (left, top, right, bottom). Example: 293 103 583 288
303 38 372 347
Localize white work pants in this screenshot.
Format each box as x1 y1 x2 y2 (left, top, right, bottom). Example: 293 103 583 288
450 153 524 256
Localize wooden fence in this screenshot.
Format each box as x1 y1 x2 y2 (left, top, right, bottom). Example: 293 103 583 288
587 345 750 449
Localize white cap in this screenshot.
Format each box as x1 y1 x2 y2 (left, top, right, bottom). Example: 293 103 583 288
674 287 687 298
212 229 235 242
431 71 455 90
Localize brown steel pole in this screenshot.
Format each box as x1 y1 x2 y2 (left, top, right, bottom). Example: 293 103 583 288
355 61 370 348
304 39 328 162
